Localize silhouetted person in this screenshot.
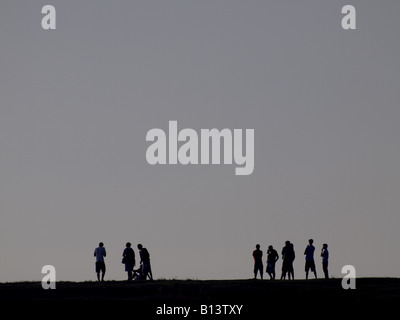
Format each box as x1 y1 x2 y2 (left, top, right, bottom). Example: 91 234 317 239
289 243 295 280
281 241 295 280
138 244 153 280
122 242 136 281
266 245 279 280
252 244 263 280
304 239 317 279
321 243 329 279
94 242 106 282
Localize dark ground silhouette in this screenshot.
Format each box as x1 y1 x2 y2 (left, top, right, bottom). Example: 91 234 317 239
1 278 398 317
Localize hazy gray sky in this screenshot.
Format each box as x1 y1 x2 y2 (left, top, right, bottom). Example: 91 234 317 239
1 0 399 282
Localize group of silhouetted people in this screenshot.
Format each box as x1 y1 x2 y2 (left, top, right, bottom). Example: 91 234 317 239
252 239 329 280
93 242 153 282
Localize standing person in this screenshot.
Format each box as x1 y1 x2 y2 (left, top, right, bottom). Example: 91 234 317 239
252 244 263 280
137 244 153 280
281 241 295 280
321 243 329 279
122 242 136 281
266 245 279 280
94 242 106 282
288 242 295 280
304 239 317 279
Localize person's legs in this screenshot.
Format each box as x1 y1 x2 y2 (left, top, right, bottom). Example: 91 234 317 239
95 262 101 281
305 261 309 279
323 262 329 279
290 264 294 280
143 262 150 280
312 261 317 279
101 263 106 281
147 264 153 280
267 263 272 279
306 261 317 279
271 263 276 280
281 262 287 280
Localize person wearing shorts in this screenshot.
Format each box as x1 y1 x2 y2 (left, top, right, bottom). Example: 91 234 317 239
266 245 279 280
304 239 317 279
94 242 106 282
252 244 263 280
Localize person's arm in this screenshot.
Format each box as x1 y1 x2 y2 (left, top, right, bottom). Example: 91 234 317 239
94 249 97 257
104 248 106 257
275 252 279 263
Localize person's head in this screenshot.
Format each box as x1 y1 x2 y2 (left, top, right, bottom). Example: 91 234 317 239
137 244 143 249
268 245 273 250
99 242 104 247
309 239 314 245
323 243 328 249
126 242 131 248
285 240 290 246
256 244 260 249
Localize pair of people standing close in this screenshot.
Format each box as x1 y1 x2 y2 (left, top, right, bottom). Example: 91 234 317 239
93 242 153 281
281 241 295 280
122 243 153 281
252 244 279 280
303 239 329 279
